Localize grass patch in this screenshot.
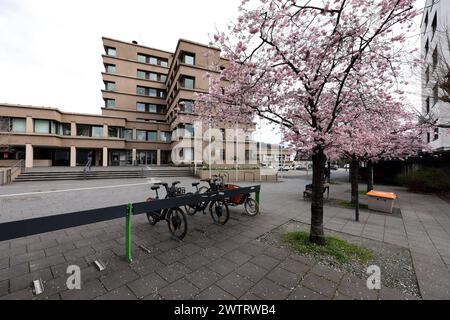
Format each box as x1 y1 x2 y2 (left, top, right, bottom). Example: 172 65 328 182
283 231 373 264
336 200 369 210
359 191 367 196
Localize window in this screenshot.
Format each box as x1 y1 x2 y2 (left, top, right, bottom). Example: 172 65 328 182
180 124 194 137
433 84 439 104
136 103 165 113
11 118 26 132
431 13 437 37
123 129 133 141
425 39 429 56
105 64 116 74
138 54 147 63
136 103 146 112
434 128 439 141
138 53 169 67
105 81 115 92
105 99 116 109
34 119 50 134
136 86 166 98
91 126 104 138
426 66 430 84
106 47 116 56
77 125 91 137
76 125 103 138
136 130 147 141
60 123 71 136
427 132 431 143
137 70 146 79
149 73 158 82
424 12 428 31
180 100 194 113
426 97 430 114
136 86 146 95
160 131 172 143
137 70 168 82
147 131 158 141
181 76 195 89
108 127 120 138
432 47 438 69
182 52 195 65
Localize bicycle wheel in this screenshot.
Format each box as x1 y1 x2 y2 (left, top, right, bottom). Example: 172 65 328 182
184 193 197 216
147 211 159 226
244 198 259 216
199 186 209 194
209 200 230 225
167 208 188 240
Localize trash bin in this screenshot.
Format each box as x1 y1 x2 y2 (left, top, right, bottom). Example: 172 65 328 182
367 191 398 214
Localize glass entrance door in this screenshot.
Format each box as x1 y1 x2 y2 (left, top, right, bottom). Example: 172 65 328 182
136 151 157 166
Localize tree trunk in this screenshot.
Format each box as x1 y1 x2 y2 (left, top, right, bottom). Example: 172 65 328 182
327 162 331 184
310 148 327 245
367 160 374 193
350 159 360 204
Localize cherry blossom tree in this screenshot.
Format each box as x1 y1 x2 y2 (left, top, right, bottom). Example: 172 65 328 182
195 0 419 245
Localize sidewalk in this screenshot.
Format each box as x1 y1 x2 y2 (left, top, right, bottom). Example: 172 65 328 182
0 173 449 300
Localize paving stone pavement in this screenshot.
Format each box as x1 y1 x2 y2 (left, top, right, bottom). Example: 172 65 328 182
0 171 449 300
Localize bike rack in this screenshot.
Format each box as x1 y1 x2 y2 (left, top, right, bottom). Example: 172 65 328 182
0 185 261 264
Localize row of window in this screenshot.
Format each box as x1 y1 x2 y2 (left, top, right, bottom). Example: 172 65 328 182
137 70 167 82
137 53 169 67
0 117 172 142
105 46 170 67
104 46 196 69
136 103 166 114
104 76 195 96
136 86 166 98
136 130 172 143
105 63 168 83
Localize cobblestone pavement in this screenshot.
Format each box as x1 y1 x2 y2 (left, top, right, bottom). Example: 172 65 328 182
0 170 449 300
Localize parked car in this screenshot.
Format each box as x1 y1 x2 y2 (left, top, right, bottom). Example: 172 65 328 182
278 166 290 172
330 165 339 171
295 166 307 171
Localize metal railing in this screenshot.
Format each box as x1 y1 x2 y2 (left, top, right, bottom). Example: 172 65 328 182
0 185 261 263
4 159 24 184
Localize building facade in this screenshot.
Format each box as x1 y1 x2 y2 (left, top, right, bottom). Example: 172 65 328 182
421 0 450 151
0 37 255 168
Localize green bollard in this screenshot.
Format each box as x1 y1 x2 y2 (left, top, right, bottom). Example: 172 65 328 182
125 203 133 263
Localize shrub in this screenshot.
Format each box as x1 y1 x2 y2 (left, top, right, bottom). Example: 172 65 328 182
397 168 450 193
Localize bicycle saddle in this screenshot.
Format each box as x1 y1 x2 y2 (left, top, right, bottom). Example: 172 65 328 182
151 186 160 191
172 181 181 186
161 183 169 187
192 182 200 187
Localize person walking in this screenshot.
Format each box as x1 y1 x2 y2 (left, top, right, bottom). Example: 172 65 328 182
85 152 93 171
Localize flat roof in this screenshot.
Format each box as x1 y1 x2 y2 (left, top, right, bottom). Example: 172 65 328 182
0 103 126 120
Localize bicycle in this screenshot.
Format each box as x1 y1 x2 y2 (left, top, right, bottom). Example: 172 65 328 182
146 181 188 240
184 178 230 225
213 174 260 216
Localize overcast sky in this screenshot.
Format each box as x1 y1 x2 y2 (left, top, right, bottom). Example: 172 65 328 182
0 0 425 144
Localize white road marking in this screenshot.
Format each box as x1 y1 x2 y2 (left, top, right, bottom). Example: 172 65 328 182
0 180 162 198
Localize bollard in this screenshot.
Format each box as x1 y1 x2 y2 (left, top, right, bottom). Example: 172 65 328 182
125 203 133 263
